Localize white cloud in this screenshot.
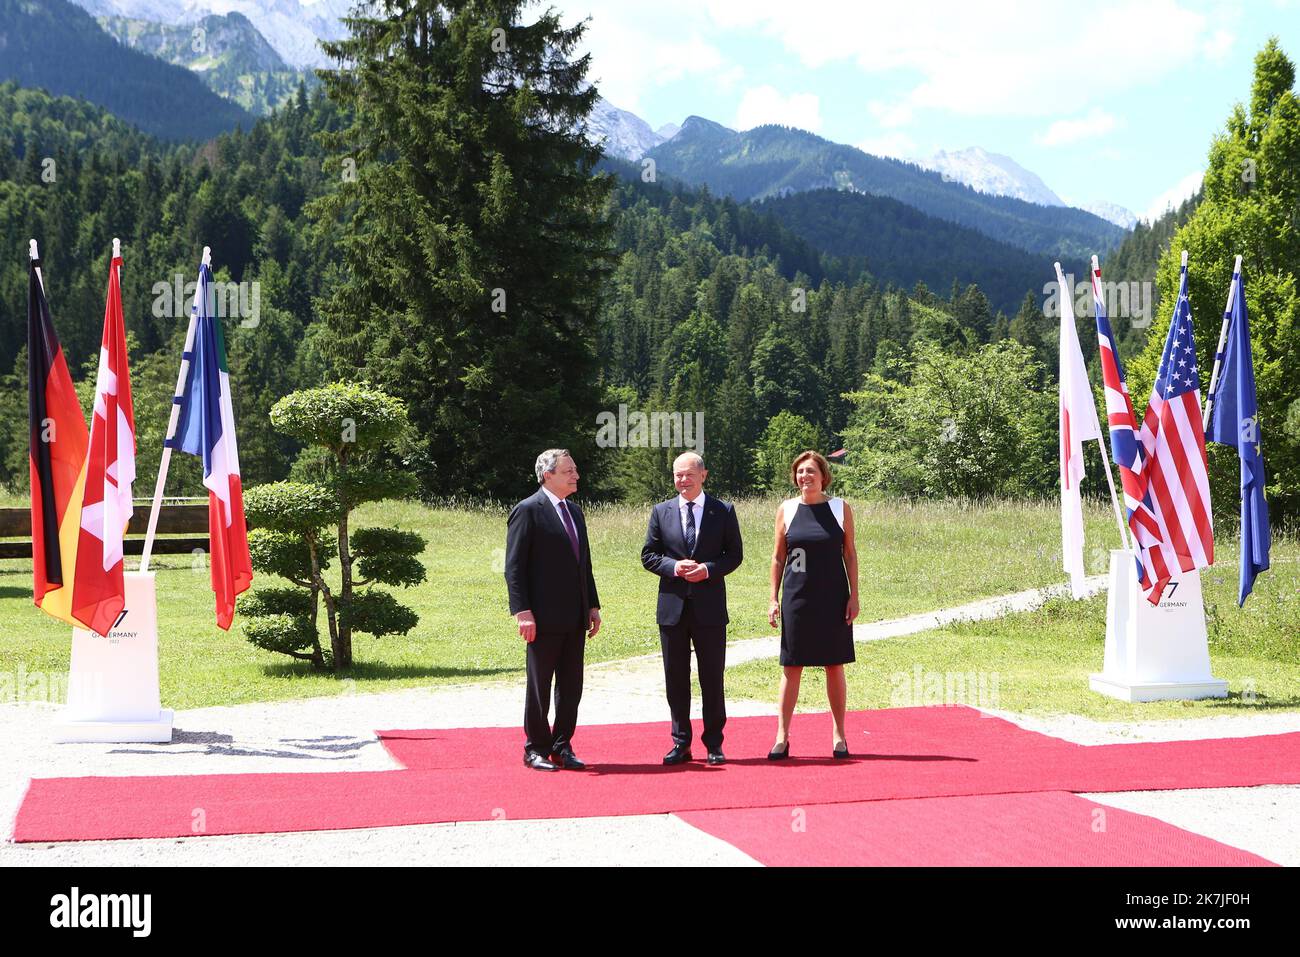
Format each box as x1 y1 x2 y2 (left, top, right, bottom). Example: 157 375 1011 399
699 0 1213 119
714 65 747 91
1037 108 1120 147
1202 28 1235 62
559 0 1228 148
1142 170 1204 222
565 2 737 114
868 99 914 129
857 132 917 160
735 86 823 132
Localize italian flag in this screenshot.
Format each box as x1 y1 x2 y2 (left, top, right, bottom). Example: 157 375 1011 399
172 262 252 629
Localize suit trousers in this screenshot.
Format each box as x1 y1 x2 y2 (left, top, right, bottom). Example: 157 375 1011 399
659 599 727 751
524 627 586 757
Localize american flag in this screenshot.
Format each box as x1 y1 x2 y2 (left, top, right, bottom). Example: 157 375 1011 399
1135 257 1214 600
1092 262 1170 599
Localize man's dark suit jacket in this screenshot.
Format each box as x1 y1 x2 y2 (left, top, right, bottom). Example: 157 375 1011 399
505 488 600 632
641 493 743 626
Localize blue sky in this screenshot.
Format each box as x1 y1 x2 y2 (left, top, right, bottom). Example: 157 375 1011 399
552 0 1300 219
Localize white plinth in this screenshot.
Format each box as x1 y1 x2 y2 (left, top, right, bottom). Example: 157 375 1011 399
1090 550 1228 703
53 710 175 743
53 571 174 743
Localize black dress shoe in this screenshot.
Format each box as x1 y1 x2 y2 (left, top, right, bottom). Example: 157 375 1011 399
767 740 790 760
524 751 557 771
706 750 726 765
833 742 850 759
663 744 693 765
550 749 586 770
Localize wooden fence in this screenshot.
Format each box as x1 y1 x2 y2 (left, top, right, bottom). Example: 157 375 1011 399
0 500 217 560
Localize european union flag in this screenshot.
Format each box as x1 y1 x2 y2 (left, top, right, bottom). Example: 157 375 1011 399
1207 266 1271 606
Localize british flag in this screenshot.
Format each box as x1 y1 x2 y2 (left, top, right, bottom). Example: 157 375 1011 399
1092 261 1169 600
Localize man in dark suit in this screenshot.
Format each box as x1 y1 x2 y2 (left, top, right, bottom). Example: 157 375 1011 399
641 451 743 765
505 449 601 771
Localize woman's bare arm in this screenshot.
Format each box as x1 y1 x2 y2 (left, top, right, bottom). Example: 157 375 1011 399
843 501 860 623
769 504 787 627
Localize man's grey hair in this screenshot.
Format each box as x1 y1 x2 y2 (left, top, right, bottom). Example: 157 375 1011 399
673 451 705 470
535 448 572 484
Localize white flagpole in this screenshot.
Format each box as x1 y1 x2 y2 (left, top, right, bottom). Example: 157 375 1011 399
1086 255 1135 553
1094 418 1133 553
30 239 44 292
140 246 209 573
1202 253 1242 430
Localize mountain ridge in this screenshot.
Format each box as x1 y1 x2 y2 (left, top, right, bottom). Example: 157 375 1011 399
644 119 1128 260
97 10 313 115
0 0 254 141
69 0 352 69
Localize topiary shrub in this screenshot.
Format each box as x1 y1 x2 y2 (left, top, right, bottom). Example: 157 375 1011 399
241 382 426 671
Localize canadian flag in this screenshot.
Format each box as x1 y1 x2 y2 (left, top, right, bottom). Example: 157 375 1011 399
72 248 136 636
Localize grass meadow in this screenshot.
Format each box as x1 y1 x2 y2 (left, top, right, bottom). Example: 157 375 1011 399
726 535 1300 722
1 495 1137 710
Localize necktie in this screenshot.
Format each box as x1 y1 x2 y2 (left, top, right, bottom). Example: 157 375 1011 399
684 501 696 556
558 499 580 561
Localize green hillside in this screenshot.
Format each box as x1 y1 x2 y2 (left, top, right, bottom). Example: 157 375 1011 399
0 0 253 141
755 188 1053 314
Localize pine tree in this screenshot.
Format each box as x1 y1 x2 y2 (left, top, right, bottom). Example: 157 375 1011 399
312 1 613 498
1008 291 1043 350
1131 37 1300 518
751 324 825 425
706 360 758 494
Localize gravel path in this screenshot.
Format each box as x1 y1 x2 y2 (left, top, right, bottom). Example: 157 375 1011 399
5 574 1297 866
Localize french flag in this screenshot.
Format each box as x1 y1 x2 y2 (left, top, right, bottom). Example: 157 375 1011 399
170 260 252 629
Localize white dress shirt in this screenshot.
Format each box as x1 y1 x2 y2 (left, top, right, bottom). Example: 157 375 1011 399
675 493 707 578
541 485 570 525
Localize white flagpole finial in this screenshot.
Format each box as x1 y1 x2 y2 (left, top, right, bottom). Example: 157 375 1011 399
1090 254 1100 273
1180 249 1188 267
201 246 212 267
29 239 38 260
1233 254 1243 274
113 237 121 258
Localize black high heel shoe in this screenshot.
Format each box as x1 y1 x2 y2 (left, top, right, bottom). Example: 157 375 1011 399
832 741 850 759
767 740 791 760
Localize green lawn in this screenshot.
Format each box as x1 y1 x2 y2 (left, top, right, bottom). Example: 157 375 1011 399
725 536 1300 721
0 496 1122 709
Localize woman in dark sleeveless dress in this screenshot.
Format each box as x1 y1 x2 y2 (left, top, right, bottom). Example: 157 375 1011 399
767 451 859 759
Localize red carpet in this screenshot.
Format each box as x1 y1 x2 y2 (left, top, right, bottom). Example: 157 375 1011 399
378 707 1300 796
14 707 1300 843
675 792 1279 866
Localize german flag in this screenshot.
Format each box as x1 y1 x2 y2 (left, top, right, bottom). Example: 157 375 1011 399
28 252 90 626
